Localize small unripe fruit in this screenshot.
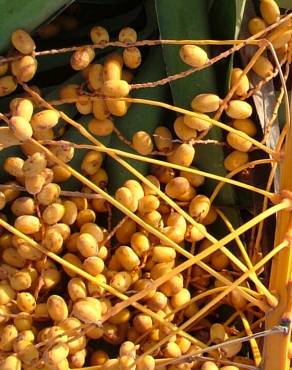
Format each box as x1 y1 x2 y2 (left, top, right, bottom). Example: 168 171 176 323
174 116 197 141
167 143 195 167
47 295 68 322
88 63 103 90
260 0 280 25
132 131 154 155
225 100 252 119
191 93 221 113
252 56 273 78
72 297 102 323
189 194 210 221
226 132 252 152
10 271 32 291
10 98 34 121
103 52 123 81
230 68 249 97
81 150 103 175
102 79 130 97
71 47 95 70
248 17 267 35
16 292 36 313
180 45 208 68
110 271 132 292
119 27 137 43
183 112 211 131
14 215 40 234
232 118 257 137
11 29 35 54
224 150 249 171
123 46 142 69
31 109 59 131
115 186 137 212
116 246 140 271
88 117 114 136
154 126 173 152
90 26 109 44
11 56 37 82
9 116 32 141
77 233 99 258
171 288 191 309
163 342 182 358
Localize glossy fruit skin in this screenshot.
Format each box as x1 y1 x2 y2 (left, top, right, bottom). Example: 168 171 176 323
9 116 32 141
248 17 267 35
224 150 249 171
180 45 208 68
225 100 252 119
11 29 36 54
191 93 221 113
252 56 273 78
226 132 252 152
260 0 280 25
123 47 142 69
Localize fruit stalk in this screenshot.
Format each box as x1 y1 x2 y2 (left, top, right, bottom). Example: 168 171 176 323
263 92 292 369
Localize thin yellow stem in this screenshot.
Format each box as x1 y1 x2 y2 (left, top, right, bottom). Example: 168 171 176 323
27 90 273 312
47 95 277 157
31 138 259 305
143 238 288 357
239 311 262 367
42 140 276 200
209 159 275 204
260 58 289 144
200 261 261 298
23 85 220 246
214 45 267 120
103 201 289 324
135 286 234 345
217 209 277 306
236 317 265 338
242 55 287 101
253 125 287 260
0 217 201 347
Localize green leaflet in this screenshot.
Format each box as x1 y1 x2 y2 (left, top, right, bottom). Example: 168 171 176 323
0 0 73 52
106 45 172 194
155 0 246 235
155 0 238 207
209 0 246 91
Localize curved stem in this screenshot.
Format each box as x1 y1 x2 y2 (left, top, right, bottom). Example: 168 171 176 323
143 238 288 357
217 209 278 307
209 159 275 204
239 311 262 366
48 95 278 157
253 125 287 260
0 218 200 347
103 201 289 325
41 140 276 200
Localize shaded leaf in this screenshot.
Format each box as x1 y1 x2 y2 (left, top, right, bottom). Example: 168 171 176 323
155 0 238 207
106 45 172 194
0 0 73 52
